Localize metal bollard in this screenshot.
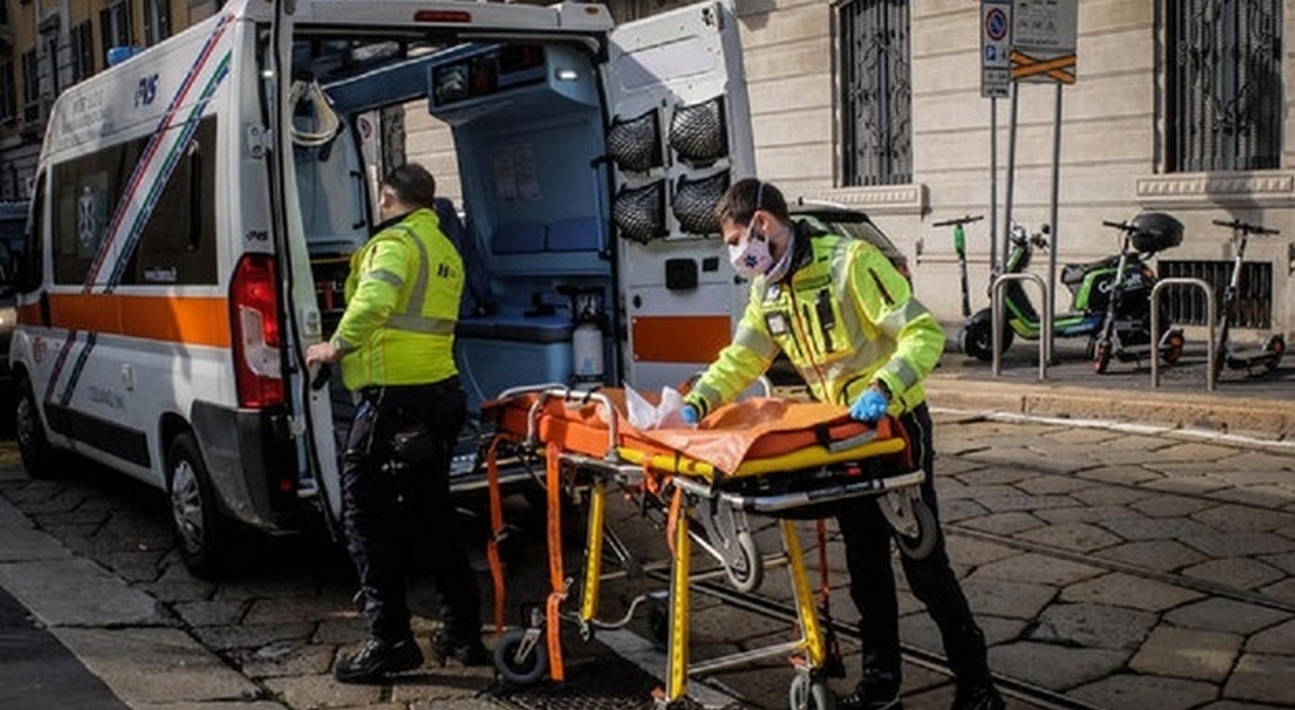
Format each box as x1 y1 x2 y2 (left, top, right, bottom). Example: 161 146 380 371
1150 277 1216 392
991 273 1050 380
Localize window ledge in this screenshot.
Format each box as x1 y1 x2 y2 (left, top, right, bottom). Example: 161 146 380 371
807 183 927 216
1136 171 1295 207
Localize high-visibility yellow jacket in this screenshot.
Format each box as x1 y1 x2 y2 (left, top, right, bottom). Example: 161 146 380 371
331 208 464 390
684 231 945 417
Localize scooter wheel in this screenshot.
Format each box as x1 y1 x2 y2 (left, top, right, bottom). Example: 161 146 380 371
1264 334 1285 372
1160 330 1185 365
1093 340 1112 374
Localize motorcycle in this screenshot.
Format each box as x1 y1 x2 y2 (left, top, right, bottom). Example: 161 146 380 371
960 214 1185 370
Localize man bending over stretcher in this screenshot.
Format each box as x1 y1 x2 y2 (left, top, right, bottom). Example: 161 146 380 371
681 179 1003 710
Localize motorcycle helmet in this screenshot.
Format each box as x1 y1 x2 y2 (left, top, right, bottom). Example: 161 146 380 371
1129 212 1184 254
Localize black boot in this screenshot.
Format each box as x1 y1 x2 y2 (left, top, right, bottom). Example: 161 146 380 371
334 637 424 684
837 670 902 710
431 628 490 667
952 680 1004 710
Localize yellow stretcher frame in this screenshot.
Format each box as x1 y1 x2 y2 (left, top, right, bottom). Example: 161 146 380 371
486 385 929 708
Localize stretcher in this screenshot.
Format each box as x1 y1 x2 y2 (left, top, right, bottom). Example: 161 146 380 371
480 384 936 709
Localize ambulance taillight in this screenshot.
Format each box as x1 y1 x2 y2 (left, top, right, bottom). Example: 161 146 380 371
230 254 285 408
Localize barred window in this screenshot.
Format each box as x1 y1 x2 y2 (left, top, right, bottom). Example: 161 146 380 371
838 0 911 187
144 0 171 46
1167 0 1282 172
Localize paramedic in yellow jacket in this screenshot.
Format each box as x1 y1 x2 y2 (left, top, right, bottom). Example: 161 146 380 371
682 179 1003 710
307 164 487 683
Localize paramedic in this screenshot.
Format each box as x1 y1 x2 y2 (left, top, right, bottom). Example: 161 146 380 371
681 179 1003 710
306 163 487 683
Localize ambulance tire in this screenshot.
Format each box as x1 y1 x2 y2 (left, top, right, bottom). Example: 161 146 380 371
15 376 60 479
167 432 235 580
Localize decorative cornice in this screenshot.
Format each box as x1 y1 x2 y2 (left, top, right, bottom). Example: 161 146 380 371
1136 172 1295 206
810 183 927 215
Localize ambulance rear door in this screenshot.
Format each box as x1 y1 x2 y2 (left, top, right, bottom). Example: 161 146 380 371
604 0 755 392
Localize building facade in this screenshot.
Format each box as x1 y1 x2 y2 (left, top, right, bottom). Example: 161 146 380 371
3 0 1292 334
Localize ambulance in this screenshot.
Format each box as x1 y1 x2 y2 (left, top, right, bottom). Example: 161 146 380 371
8 0 754 577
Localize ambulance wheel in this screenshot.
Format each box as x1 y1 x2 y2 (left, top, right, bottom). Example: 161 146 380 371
894 498 938 561
494 628 548 686
725 530 763 593
167 432 234 580
15 376 59 478
787 673 834 710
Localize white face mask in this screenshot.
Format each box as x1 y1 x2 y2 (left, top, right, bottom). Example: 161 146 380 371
728 223 774 279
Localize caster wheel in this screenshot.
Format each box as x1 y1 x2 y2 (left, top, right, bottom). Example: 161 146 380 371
725 530 763 593
494 628 548 685
787 673 835 710
894 498 938 560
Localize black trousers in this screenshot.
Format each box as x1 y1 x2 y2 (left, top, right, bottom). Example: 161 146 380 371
340 378 482 644
835 403 990 689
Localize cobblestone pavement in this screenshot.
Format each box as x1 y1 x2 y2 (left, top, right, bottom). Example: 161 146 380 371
2 410 1294 709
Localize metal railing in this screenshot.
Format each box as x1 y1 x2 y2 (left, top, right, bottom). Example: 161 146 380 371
991 273 1050 380
1150 277 1216 392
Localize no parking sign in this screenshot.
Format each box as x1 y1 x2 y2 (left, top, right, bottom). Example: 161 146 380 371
981 0 1013 97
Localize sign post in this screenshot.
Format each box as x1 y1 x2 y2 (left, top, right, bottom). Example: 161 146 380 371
1009 0 1077 366
981 0 1012 273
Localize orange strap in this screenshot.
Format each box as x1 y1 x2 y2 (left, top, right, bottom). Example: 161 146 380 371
544 443 566 681
485 437 507 637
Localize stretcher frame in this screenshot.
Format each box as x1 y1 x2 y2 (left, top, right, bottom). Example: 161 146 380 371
483 384 932 709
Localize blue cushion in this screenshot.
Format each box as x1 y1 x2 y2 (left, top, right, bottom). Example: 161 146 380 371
492 223 546 254
546 218 604 252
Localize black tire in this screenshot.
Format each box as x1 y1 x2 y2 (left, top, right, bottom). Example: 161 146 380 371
959 311 1013 362
725 530 763 594
167 432 235 580
1093 339 1111 374
787 673 835 710
494 628 548 685
1264 334 1285 372
15 376 59 478
1159 329 1185 365
894 498 938 561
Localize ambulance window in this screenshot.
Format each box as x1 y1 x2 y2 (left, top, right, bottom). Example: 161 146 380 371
125 116 218 285
52 142 131 285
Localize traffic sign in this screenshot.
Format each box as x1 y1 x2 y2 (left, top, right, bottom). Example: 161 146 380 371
1011 0 1077 84
981 0 1013 98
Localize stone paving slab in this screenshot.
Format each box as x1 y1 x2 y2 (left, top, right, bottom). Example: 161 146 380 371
1070 673 1220 709
1129 626 1243 683
0 557 168 627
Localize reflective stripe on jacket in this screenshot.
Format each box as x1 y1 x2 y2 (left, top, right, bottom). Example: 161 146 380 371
685 232 945 417
331 207 464 389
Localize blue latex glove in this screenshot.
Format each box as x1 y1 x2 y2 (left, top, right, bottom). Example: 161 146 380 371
849 388 889 423
681 404 700 426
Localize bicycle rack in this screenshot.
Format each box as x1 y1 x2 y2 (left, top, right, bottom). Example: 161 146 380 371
1150 277 1216 392
991 273 1050 380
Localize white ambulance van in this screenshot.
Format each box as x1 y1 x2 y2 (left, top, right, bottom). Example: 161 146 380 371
9 0 754 577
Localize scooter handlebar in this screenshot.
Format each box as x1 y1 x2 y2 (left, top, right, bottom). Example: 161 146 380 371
1101 219 1134 232
933 214 984 228
1212 218 1280 236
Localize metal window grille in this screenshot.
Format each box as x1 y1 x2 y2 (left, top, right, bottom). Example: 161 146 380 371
838 0 911 187
1159 259 1273 329
1167 0 1282 172
42 31 58 96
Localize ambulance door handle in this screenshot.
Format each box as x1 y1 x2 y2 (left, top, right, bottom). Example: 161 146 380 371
121 363 134 391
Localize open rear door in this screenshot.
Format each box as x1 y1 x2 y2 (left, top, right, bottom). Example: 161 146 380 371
604 0 754 391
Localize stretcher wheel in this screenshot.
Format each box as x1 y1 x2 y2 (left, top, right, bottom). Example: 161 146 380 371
787 673 835 710
726 530 763 593
894 497 937 560
494 628 548 685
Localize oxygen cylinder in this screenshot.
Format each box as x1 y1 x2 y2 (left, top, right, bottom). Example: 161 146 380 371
572 321 604 383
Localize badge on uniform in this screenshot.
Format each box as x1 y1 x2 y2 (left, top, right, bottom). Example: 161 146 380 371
765 311 790 336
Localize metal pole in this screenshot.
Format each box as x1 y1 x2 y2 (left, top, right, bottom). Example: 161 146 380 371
990 97 999 273
1150 278 1216 392
1046 83 1063 365
1002 85 1019 276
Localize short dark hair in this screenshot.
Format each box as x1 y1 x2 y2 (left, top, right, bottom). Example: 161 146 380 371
382 163 436 209
715 178 789 226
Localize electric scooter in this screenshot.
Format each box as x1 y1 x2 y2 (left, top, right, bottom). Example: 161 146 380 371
933 214 984 318
1091 214 1187 373
960 215 1184 368
1209 218 1285 378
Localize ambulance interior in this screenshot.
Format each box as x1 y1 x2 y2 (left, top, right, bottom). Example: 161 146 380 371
291 38 626 475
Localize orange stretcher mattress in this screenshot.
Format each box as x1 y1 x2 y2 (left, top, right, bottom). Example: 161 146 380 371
482 388 908 478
